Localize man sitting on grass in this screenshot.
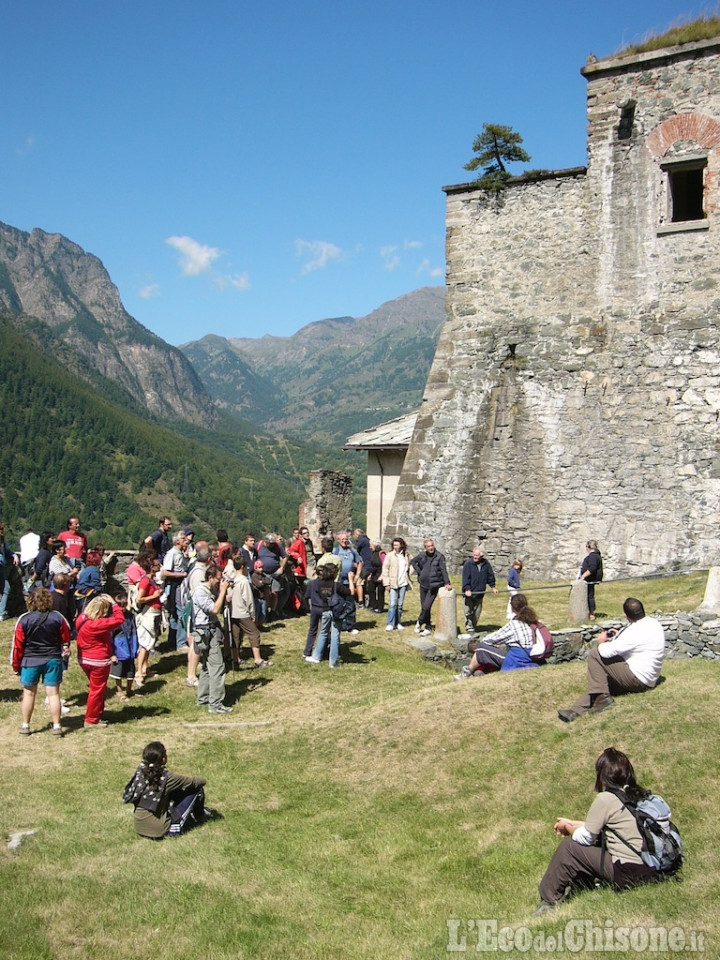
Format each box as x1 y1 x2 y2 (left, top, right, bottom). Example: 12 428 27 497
558 598 665 723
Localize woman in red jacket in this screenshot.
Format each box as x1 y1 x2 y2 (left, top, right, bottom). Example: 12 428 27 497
75 594 125 728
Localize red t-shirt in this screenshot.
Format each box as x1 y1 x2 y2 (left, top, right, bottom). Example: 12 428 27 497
137 575 162 610
57 530 88 561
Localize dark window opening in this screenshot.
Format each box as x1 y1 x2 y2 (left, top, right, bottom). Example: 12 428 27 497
618 103 635 141
669 166 705 222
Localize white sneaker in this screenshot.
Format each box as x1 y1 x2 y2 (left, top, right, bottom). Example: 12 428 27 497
396 623 405 631
414 623 422 634
349 629 359 635
420 628 431 637
385 625 395 632
304 656 320 664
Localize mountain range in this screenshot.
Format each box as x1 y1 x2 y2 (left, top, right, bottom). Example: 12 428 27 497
0 219 445 543
180 286 445 444
0 222 213 425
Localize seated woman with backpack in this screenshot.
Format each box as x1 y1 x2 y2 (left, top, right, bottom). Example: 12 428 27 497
536 747 675 913
455 593 546 678
123 741 209 839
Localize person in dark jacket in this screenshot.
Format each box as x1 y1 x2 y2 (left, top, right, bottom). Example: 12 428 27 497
410 539 451 636
461 546 498 635
579 540 604 620
11 587 71 736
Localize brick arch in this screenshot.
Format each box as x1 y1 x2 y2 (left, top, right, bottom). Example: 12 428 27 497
646 112 720 157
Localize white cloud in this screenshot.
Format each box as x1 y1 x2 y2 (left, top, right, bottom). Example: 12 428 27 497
139 283 161 298
295 239 342 274
417 258 444 278
214 272 251 291
227 272 251 290
404 240 422 250
15 135 35 157
380 245 400 270
166 235 221 275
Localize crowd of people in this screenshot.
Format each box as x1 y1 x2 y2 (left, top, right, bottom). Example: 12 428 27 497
5 520 664 733
5 516 681 909
8 519 479 728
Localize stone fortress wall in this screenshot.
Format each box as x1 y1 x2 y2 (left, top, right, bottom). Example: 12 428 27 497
386 37 720 580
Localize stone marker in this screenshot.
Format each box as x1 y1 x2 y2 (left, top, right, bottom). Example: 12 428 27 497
568 579 589 625
700 566 720 611
434 587 457 642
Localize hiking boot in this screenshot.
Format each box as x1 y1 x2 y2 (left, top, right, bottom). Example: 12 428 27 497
19 725 31 736
557 709 580 723
52 726 64 737
589 694 615 715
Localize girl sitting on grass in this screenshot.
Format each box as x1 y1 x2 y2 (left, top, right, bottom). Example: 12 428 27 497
123 741 209 839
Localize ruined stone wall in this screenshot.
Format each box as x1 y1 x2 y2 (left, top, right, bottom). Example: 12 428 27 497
386 39 720 579
300 470 353 545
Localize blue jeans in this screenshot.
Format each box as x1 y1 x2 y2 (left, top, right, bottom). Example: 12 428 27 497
0 579 9 619
386 586 407 628
312 611 340 665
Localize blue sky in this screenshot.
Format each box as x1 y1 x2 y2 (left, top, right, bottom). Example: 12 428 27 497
2 0 710 344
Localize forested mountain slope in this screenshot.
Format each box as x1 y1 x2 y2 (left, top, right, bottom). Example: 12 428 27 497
0 320 323 547
182 286 445 443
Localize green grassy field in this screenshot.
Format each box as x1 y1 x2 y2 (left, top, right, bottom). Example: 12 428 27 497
0 574 715 959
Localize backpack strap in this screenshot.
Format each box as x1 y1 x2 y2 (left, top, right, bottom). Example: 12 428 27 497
602 788 648 860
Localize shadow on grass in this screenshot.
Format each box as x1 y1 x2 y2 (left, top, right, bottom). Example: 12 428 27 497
339 640 370 665
0 687 23 703
225 674 272 701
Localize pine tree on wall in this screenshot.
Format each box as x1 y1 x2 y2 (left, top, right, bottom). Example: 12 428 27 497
464 123 531 190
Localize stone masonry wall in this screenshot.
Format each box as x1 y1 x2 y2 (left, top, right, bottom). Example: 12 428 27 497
426 610 720 669
300 470 353 545
386 38 720 580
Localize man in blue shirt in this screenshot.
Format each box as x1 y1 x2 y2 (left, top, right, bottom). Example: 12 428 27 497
333 531 362 586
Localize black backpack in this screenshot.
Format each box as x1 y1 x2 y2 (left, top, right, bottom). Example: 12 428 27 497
328 589 356 631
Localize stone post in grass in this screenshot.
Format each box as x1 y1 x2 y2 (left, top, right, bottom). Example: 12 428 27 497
568 579 589 624
700 566 720 611
434 586 457 642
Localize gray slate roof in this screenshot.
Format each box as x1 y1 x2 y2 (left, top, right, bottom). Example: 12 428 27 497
343 412 418 451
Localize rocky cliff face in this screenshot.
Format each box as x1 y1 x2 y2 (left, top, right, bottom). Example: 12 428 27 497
0 222 213 425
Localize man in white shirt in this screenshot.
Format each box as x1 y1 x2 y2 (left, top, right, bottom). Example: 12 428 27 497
558 597 665 722
162 531 188 650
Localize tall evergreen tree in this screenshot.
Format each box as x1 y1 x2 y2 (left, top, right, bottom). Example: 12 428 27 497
464 123 531 189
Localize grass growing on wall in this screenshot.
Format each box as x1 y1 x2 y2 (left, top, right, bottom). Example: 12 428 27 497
618 15 720 56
